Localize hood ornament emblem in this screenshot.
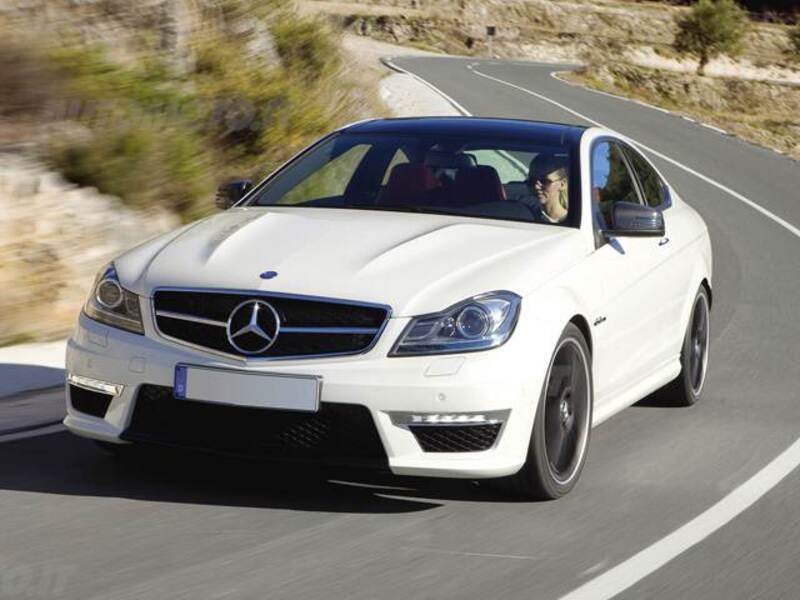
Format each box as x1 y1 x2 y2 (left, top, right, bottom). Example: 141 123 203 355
260 271 278 280
226 299 281 354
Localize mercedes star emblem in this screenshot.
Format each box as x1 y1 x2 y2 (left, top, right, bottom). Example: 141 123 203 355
226 299 281 355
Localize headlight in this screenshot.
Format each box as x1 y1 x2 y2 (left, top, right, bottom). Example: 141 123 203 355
83 264 144 334
390 291 521 356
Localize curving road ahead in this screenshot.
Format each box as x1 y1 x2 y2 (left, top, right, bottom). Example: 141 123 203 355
3 56 800 600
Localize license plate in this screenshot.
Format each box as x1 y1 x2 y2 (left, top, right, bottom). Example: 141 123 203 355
174 364 320 412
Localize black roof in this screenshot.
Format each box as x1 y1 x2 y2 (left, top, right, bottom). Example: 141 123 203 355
345 117 586 145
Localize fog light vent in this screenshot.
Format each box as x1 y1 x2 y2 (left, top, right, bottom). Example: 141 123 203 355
69 385 113 418
409 423 502 452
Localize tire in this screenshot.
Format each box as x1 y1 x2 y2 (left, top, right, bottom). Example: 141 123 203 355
665 286 711 407
505 323 593 500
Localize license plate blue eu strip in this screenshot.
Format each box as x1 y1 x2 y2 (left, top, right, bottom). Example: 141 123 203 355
174 365 188 399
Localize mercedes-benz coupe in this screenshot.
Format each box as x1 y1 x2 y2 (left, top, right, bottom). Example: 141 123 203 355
65 118 712 499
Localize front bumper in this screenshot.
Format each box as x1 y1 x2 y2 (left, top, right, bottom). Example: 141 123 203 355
65 311 549 479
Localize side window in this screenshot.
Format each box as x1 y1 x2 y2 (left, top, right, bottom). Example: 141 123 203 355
381 148 410 185
591 141 640 231
623 146 669 208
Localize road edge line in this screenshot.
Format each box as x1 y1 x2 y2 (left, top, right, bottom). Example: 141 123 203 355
382 57 472 116
558 436 800 600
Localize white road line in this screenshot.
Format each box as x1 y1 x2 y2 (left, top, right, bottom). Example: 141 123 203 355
396 58 800 598
550 71 672 114
403 546 540 561
468 65 800 240
559 437 800 600
701 122 729 135
0 423 65 443
383 58 471 116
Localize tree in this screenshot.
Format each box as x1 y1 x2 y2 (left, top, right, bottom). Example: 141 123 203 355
674 0 749 75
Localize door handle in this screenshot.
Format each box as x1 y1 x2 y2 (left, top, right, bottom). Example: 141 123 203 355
658 237 670 246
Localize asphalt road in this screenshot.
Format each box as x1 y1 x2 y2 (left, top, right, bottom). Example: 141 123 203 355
3 56 800 600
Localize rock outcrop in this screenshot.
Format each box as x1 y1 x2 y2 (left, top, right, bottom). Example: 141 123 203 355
0 153 179 344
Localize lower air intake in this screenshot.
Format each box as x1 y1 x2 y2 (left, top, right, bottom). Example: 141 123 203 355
410 423 502 453
122 385 388 467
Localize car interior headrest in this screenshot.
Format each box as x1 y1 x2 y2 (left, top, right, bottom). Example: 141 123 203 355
380 163 440 206
451 165 507 205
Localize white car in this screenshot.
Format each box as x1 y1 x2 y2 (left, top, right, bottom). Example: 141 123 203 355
65 118 712 499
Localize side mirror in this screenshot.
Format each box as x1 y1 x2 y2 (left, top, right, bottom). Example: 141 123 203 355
605 201 664 238
215 179 253 210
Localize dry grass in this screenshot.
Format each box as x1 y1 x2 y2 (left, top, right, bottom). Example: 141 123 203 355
565 62 800 159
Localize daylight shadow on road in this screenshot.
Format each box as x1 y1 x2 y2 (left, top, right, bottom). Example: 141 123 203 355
0 431 523 513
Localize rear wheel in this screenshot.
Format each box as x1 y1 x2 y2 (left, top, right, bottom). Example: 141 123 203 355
507 323 593 500
666 286 711 406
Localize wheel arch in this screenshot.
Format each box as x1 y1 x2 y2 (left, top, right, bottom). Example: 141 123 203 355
701 277 712 309
568 314 593 357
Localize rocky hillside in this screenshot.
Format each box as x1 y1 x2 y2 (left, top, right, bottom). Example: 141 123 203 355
0 0 383 345
308 0 800 158
0 154 179 344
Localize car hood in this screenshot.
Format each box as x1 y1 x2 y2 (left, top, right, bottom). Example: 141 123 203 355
116 207 585 316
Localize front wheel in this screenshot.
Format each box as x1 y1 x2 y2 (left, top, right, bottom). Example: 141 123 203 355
506 323 593 500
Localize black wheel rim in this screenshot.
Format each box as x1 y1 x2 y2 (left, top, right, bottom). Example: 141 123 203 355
689 294 710 395
544 339 590 484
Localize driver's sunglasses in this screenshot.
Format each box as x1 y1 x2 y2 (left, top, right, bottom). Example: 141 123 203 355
535 175 565 187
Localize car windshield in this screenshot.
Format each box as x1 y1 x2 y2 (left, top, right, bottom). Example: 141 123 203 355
247 132 577 226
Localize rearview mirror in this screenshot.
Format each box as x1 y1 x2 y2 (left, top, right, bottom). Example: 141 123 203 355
605 202 664 238
215 179 253 210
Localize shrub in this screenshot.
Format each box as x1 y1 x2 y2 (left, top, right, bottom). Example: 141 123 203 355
35 6 367 222
48 120 212 221
674 0 749 75
788 24 800 59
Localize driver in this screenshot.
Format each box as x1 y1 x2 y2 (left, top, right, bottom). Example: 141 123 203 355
528 154 569 223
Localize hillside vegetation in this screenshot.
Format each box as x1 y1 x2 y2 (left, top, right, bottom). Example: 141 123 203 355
306 0 800 159
0 0 385 345
0 0 381 223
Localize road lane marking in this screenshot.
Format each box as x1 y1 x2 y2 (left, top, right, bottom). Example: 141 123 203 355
466 64 800 240
403 546 540 561
559 437 800 599
395 57 800 598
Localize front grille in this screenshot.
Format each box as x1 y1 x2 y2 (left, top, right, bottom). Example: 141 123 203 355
69 384 113 418
410 424 502 452
153 290 389 359
121 385 388 467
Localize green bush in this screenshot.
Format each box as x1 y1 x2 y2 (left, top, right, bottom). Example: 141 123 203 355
788 25 800 59
48 120 212 220
272 17 341 82
36 7 366 222
674 0 749 75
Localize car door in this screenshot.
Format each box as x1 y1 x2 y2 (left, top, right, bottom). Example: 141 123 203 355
584 140 668 405
620 143 690 368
